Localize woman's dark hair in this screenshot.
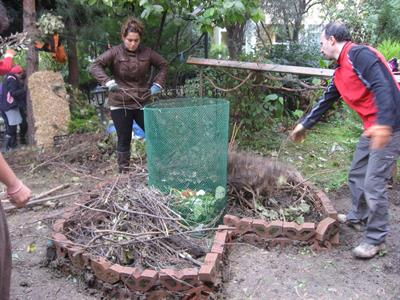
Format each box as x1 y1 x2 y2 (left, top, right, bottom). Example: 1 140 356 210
121 17 144 38
323 22 352 42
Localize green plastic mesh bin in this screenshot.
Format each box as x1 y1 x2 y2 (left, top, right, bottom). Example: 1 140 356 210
144 97 229 225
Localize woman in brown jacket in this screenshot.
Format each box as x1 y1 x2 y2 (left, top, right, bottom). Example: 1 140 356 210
90 17 168 173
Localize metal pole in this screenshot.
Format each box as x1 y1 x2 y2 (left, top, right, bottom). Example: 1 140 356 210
204 32 208 59
199 68 204 97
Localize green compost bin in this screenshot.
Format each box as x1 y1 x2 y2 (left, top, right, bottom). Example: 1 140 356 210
144 97 230 225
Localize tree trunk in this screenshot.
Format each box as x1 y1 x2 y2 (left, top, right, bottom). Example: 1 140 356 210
67 31 79 87
292 16 302 42
154 11 167 50
0 0 9 33
226 23 245 59
67 37 79 87
292 0 306 42
23 0 38 145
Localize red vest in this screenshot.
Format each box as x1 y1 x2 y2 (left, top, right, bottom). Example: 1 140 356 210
334 42 399 129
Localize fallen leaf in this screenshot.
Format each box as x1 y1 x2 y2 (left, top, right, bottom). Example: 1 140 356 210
27 242 37 253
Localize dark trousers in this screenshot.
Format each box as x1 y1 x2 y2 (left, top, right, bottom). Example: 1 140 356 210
0 203 11 300
1 108 27 140
347 131 400 245
110 108 145 152
19 107 28 138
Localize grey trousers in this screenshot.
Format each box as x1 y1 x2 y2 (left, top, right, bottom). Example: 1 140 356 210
0 203 11 300
347 131 400 245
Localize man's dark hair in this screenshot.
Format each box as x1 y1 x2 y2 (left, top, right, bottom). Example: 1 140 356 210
323 22 352 42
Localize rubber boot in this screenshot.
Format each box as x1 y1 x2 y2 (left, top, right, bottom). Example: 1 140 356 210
9 135 17 149
19 134 27 145
117 151 130 173
2 135 12 153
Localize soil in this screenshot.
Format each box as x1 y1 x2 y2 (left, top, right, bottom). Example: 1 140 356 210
4 140 400 299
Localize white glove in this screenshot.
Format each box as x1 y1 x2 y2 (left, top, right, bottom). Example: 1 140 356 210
105 79 118 91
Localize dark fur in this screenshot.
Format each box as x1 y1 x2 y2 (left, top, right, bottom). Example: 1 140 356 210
228 151 304 196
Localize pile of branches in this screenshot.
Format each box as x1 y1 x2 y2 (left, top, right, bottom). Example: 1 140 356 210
228 151 323 223
64 176 209 270
6 132 117 176
0 32 30 54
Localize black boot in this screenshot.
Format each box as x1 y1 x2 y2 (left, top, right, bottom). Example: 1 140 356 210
2 135 12 153
19 135 27 145
9 135 17 149
117 151 130 173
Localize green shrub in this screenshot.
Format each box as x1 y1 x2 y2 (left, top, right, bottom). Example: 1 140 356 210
67 87 101 133
377 39 400 60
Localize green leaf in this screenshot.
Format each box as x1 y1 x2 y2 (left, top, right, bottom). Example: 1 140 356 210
152 5 164 13
293 109 304 118
141 8 151 19
250 8 264 22
295 215 305 225
223 1 235 10
204 7 215 18
233 1 246 12
265 94 278 101
311 78 321 85
27 242 37 253
139 0 148 5
103 0 113 6
299 201 310 213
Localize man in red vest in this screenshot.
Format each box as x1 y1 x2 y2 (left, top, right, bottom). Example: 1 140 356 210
290 22 400 259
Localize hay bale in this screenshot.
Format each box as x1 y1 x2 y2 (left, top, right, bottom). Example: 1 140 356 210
28 71 70 147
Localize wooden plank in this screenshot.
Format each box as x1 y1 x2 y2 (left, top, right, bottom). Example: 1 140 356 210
187 57 334 77
187 56 400 83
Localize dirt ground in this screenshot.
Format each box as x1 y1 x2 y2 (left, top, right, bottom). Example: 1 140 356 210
4 143 400 300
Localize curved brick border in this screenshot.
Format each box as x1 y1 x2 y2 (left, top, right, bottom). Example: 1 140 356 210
51 181 338 296
224 182 339 250
52 192 233 294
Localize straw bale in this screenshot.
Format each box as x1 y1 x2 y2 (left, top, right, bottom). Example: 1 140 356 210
28 71 70 147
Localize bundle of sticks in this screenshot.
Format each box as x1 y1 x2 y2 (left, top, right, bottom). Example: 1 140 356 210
65 176 209 270
0 32 30 54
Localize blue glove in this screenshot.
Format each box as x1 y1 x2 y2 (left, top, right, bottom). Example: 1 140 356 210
150 83 162 95
105 79 118 91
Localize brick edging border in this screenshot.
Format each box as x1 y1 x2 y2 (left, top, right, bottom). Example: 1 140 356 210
52 194 233 293
223 182 340 249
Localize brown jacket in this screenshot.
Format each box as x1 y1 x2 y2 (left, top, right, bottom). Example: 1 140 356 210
90 44 168 109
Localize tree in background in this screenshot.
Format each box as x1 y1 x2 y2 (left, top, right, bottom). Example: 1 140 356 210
262 0 323 43
376 0 400 42
81 0 264 59
321 0 382 44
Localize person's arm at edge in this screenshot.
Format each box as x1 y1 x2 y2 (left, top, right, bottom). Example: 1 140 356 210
0 153 31 208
